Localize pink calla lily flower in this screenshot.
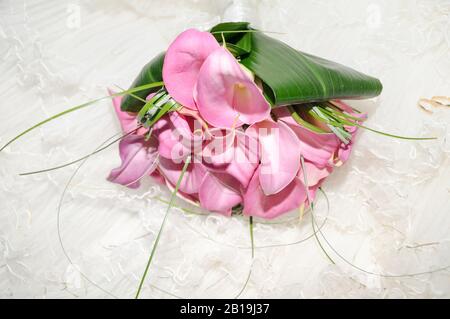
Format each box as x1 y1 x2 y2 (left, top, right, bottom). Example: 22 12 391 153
163 29 220 109
155 112 203 161
195 47 271 128
158 157 207 195
202 128 259 189
273 107 340 167
298 161 332 187
159 156 242 215
242 160 331 219
198 172 242 216
246 120 301 195
273 103 364 167
242 107 363 218
240 118 324 218
108 135 159 189
243 167 307 219
242 101 363 218
154 111 248 215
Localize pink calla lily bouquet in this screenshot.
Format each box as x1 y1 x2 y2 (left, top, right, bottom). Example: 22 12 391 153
109 22 385 219
1 22 436 298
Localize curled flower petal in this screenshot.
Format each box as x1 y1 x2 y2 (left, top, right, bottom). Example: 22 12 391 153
195 47 270 128
199 172 242 216
246 120 301 195
156 112 203 161
337 143 353 164
108 135 158 189
243 167 307 219
162 29 220 109
158 157 206 194
274 107 340 167
298 161 332 187
203 129 259 188
156 113 191 159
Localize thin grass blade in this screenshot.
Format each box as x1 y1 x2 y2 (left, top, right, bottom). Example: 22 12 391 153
0 82 163 153
300 155 336 264
234 216 254 299
135 156 192 299
19 127 140 176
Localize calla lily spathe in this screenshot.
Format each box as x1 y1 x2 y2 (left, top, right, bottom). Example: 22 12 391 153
108 135 159 189
199 172 242 216
162 29 270 128
194 47 271 128
162 29 220 110
241 101 362 219
243 167 307 219
246 119 301 195
202 128 259 189
273 103 363 167
149 110 250 216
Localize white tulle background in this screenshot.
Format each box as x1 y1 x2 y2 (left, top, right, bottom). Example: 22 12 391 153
0 0 449 299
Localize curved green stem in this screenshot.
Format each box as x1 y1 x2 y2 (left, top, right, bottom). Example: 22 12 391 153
287 105 328 133
311 104 437 141
300 155 335 264
234 216 254 299
0 82 163 153
211 30 285 35
19 127 140 176
135 156 191 299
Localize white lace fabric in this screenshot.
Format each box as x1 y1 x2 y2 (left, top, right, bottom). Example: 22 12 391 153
0 0 449 298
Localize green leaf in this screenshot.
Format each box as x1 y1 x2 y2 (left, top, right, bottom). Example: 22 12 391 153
121 52 165 113
211 22 252 57
234 33 252 54
210 22 383 106
241 32 383 105
222 35 253 57
210 22 250 42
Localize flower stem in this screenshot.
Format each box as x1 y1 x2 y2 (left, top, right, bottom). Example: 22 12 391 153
135 155 191 299
249 217 254 259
